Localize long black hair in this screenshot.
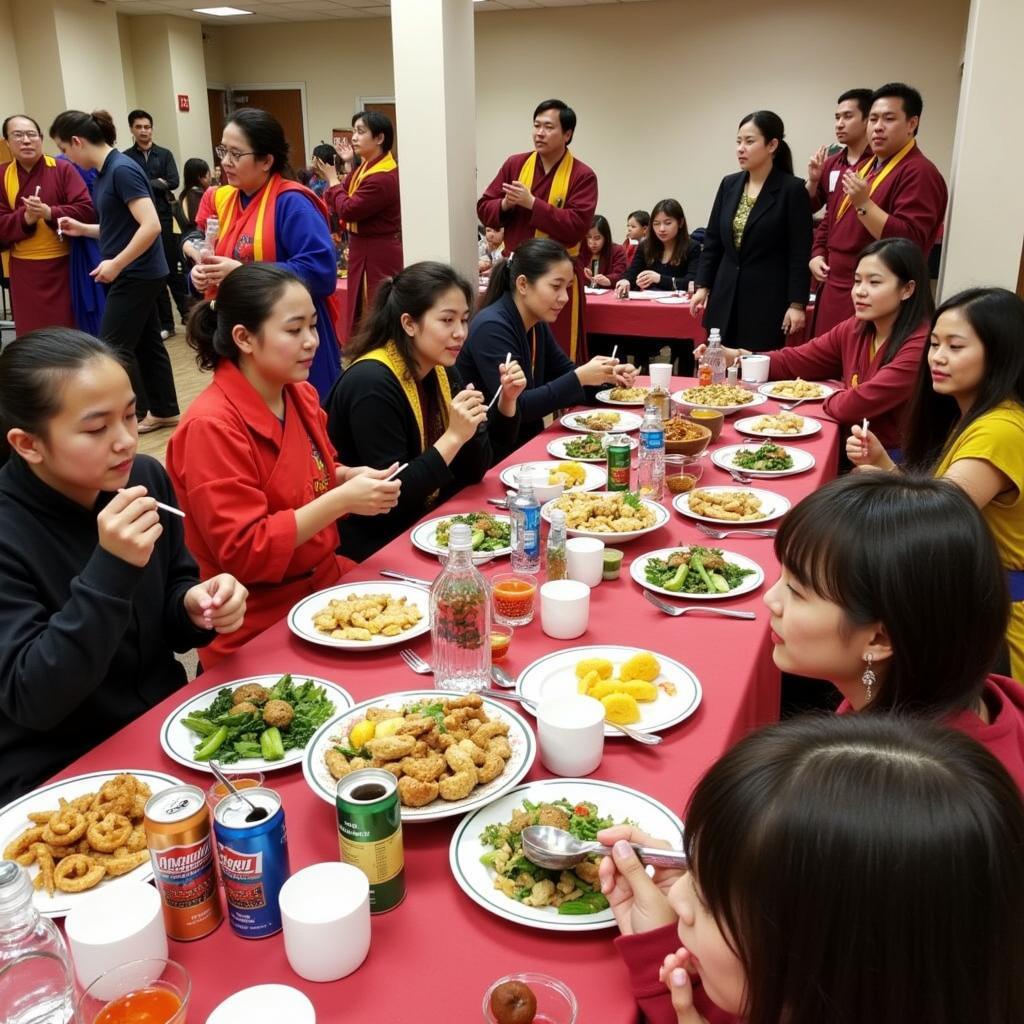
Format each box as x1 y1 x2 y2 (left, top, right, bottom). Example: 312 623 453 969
49 110 117 147
774 471 1007 715
587 215 613 273
479 238 574 312
902 287 1024 470
738 110 793 175
641 198 690 268
226 108 294 178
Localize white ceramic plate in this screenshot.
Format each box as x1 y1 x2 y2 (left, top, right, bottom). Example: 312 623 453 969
559 410 643 434
671 389 768 416
630 546 765 600
207 985 315 1024
410 513 513 564
160 674 354 774
540 493 671 544
302 690 536 822
758 381 835 402
500 460 607 493
734 414 822 440
673 485 791 525
450 778 684 932
711 444 816 478
627 289 674 300
583 287 608 296
516 645 702 737
654 295 690 305
595 387 650 407
288 581 431 650
546 434 638 463
0 769 183 918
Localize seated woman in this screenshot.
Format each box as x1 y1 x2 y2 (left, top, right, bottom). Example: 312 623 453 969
850 288 1024 678
478 224 505 274
0 329 247 803
458 238 637 447
176 157 210 233
601 714 1024 1024
166 264 399 664
615 199 701 296
326 262 525 563
580 214 628 288
695 237 933 454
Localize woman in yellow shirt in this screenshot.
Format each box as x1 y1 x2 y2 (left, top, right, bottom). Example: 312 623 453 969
849 287 1024 679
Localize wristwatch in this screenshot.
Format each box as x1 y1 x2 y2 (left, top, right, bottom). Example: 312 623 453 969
856 206 868 216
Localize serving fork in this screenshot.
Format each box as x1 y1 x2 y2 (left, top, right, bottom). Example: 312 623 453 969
643 589 755 620
380 569 433 586
778 397 812 412
399 649 432 674
694 523 777 540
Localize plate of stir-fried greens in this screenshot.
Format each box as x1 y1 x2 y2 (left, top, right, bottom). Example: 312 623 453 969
631 545 764 599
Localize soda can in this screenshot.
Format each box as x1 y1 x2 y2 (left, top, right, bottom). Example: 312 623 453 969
144 784 222 940
213 787 290 939
606 434 631 491
336 769 405 913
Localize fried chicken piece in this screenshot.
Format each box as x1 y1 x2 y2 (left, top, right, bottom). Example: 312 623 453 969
232 684 270 706
537 804 571 830
262 699 294 728
471 720 510 748
397 776 439 808
399 753 445 782
477 751 506 784
230 701 259 717
574 860 601 885
445 744 477 774
438 769 476 801
325 750 370 780
445 694 483 710
487 736 512 761
508 808 531 835
366 707 404 722
437 734 456 751
372 761 403 779
457 738 486 767
365 735 417 761
396 715 435 737
522 878 556 907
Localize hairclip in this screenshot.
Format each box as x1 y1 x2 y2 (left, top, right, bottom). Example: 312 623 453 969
209 299 216 311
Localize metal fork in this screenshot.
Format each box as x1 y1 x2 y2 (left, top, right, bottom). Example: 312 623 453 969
779 398 812 412
380 569 433 586
399 649 432 674
726 467 753 484
643 590 756 620
695 523 777 540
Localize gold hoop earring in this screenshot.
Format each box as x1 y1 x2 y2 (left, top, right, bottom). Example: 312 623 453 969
862 652 876 703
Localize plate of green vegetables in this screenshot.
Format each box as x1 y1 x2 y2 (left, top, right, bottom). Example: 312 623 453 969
711 442 814 477
631 545 764 600
160 673 353 772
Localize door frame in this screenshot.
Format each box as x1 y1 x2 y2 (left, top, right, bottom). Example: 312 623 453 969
227 81 310 164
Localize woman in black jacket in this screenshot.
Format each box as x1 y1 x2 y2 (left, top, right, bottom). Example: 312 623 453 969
692 111 813 351
615 198 701 296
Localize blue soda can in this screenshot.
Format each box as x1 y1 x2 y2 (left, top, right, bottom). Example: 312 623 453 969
212 787 290 938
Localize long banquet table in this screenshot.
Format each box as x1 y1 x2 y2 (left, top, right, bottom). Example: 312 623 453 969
52 380 838 1022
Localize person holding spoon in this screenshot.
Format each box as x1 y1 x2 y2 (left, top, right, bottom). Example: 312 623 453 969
0 329 247 804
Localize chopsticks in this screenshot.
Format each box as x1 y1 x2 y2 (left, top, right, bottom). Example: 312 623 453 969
384 462 408 482
155 500 185 518
485 352 512 411
610 344 618 361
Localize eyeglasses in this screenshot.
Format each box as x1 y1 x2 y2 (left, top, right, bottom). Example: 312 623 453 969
215 146 255 163
9 131 40 141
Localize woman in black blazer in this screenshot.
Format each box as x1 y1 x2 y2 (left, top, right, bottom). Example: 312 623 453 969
692 111 812 351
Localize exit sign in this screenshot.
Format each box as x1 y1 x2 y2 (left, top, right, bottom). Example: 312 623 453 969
177 94 190 112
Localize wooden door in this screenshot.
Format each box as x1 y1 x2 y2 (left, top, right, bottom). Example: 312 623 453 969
230 88 306 170
364 101 397 158
207 89 226 166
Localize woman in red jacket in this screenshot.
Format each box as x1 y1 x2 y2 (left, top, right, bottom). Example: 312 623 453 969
579 214 628 288
166 263 400 665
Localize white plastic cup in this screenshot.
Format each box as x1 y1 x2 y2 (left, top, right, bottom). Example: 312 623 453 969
566 537 605 588
540 579 590 639
649 363 672 392
206 984 316 1024
64 880 168 992
538 695 606 776
279 863 370 983
740 354 770 384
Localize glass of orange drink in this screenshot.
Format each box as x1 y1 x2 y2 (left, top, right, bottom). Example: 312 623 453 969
77 958 189 1024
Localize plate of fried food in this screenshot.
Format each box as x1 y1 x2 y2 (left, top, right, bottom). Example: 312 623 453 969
559 410 643 434
410 511 513 563
500 460 607 493
758 379 834 402
734 411 822 439
541 491 670 543
672 384 768 415
450 778 685 932
712 442 815 478
0 770 182 917
673 485 791 524
595 386 650 406
302 691 536 822
160 674 353 773
288 582 430 650
546 433 638 463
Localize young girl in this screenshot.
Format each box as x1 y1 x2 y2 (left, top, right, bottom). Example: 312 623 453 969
459 238 637 446
581 214 628 288
695 237 933 453
166 264 398 663
326 262 525 562
478 224 505 273
624 209 650 252
0 329 247 803
601 715 1024 1024
616 199 701 296
49 109 180 433
849 288 1024 677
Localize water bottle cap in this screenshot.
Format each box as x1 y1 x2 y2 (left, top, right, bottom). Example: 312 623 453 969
550 508 566 524
448 523 472 550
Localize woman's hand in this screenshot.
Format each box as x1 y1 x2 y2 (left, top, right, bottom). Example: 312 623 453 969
846 424 892 469
576 355 623 388
313 156 340 187
445 386 489 445
593 273 611 288
612 361 638 386
57 216 87 237
596 828 681 936
191 255 242 290
184 574 248 633
98 486 162 567
90 259 121 284
782 306 805 336
694 342 741 366
636 270 660 290
333 137 354 163
336 464 402 516
659 948 707 1024
497 359 527 416
690 287 709 316
614 280 630 299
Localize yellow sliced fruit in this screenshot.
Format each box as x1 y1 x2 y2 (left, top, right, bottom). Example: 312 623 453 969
601 693 641 725
374 717 404 739
618 679 659 702
575 657 613 681
348 719 376 748
619 652 661 683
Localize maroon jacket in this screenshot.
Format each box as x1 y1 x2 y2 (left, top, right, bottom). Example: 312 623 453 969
578 241 628 284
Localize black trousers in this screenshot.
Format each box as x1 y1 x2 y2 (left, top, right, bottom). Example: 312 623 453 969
100 275 180 419
156 220 191 330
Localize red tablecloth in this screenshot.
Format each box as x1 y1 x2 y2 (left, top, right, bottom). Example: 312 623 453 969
54 381 838 1022
586 291 708 342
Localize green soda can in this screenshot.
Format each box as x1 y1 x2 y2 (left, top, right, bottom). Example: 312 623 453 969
606 434 632 491
335 768 405 913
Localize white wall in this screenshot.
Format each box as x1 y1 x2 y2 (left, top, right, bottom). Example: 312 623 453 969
166 17 213 166
9 0 67 147
0 0 25 118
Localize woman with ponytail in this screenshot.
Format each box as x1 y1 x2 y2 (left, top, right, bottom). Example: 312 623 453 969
692 110 813 351
166 263 399 662
325 262 525 562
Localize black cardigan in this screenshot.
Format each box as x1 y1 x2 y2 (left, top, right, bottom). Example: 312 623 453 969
0 454 212 804
696 165 812 351
326 360 520 562
622 240 702 291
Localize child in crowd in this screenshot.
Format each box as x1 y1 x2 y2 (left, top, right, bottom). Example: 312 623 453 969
478 224 506 273
581 214 628 288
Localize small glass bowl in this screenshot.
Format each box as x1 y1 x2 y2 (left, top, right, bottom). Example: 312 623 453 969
489 624 514 663
483 972 578 1024
206 771 265 811
665 453 706 495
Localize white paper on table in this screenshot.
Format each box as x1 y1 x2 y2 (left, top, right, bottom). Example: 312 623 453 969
584 287 608 295
628 290 675 300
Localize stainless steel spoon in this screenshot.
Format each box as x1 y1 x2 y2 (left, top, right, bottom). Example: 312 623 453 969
209 760 268 823
521 825 687 870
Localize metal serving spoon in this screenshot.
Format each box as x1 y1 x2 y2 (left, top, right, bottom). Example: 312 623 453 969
521 825 687 870
209 760 268 823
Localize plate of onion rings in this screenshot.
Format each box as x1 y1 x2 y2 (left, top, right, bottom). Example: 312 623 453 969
0 769 183 917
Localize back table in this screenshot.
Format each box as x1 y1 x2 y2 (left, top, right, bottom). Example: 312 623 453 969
54 380 838 1022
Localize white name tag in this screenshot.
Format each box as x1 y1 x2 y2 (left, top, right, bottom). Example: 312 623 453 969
828 169 841 193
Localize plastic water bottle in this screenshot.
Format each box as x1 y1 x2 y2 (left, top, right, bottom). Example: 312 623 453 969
0 861 75 1024
706 328 727 384
198 216 219 263
510 470 541 574
430 523 491 693
637 397 665 501
545 508 568 581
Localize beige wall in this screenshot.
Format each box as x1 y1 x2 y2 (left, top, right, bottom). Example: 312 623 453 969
0 0 25 118
166 18 212 166
9 0 67 148
118 14 137 110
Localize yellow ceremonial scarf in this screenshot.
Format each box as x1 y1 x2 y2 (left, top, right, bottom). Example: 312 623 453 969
834 138 916 225
3 156 67 261
517 151 580 256
346 152 398 234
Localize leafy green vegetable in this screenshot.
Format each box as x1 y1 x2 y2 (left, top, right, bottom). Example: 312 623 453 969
564 435 604 459
622 491 642 511
732 442 793 472
435 513 511 552
260 727 285 761
194 725 228 761
644 546 755 595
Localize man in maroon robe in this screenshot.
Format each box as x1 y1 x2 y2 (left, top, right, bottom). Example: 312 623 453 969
478 99 597 361
0 114 94 334
810 83 947 334
806 88 874 215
